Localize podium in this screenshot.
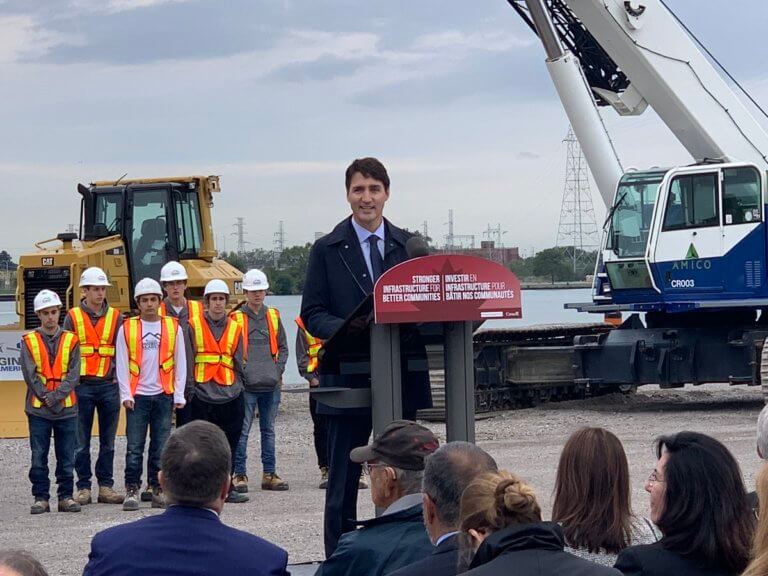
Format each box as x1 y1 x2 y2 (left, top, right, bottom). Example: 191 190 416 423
313 254 521 442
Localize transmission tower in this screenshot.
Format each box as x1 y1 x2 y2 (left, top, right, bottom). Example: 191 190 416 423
273 220 285 266
556 126 600 274
483 224 506 247
232 217 249 255
422 220 429 245
444 209 475 250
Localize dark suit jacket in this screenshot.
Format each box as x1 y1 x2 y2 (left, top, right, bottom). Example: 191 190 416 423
614 542 738 576
82 505 289 576
301 216 431 416
389 533 459 576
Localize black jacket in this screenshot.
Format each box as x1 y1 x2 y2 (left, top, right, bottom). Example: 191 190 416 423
614 542 740 576
316 503 434 576
300 217 431 416
464 522 621 576
389 533 459 576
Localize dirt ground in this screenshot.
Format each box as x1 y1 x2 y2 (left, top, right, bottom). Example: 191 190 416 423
0 383 763 575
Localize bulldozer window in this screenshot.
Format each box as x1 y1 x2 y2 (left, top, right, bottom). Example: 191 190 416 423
131 189 170 281
175 190 202 256
94 193 122 235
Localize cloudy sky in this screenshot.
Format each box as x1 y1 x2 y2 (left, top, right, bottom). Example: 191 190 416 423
1 0 767 259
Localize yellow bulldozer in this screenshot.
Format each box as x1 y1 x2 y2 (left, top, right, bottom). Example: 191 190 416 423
0 175 243 436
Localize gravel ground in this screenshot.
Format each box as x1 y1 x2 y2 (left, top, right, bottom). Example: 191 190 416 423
0 384 764 575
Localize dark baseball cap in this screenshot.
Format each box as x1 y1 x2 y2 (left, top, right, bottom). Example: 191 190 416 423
350 420 439 471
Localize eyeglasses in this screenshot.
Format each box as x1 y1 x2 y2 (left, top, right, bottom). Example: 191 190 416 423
647 470 665 485
362 461 388 476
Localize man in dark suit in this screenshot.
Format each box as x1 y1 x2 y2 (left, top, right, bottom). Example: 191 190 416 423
390 442 498 576
301 157 431 557
82 421 289 576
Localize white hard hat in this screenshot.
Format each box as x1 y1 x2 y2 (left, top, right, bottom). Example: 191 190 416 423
134 278 163 300
79 266 111 287
204 279 230 297
243 269 269 291
34 290 63 312
160 261 188 282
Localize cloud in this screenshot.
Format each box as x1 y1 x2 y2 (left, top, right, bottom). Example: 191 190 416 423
70 0 193 14
0 15 82 63
412 29 534 52
518 151 540 160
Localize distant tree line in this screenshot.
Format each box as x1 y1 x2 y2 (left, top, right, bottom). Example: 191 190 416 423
221 244 312 295
508 247 597 283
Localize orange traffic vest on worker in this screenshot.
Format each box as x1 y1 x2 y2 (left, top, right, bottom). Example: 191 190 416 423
295 316 323 374
66 306 120 379
189 314 243 385
22 330 79 413
122 316 179 396
230 307 281 361
159 299 203 327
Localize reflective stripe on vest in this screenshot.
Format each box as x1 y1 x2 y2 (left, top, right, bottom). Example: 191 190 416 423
295 316 323 374
230 307 280 363
68 306 119 378
123 316 178 396
159 299 204 324
23 331 78 409
189 315 241 385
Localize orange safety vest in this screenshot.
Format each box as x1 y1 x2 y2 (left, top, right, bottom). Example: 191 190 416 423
295 316 323 374
123 316 178 396
230 307 280 362
68 306 120 378
23 331 78 409
189 314 242 385
159 299 203 323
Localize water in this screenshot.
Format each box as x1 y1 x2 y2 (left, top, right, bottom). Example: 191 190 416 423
0 289 595 385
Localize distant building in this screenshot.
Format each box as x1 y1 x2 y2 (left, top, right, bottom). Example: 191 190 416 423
438 241 520 266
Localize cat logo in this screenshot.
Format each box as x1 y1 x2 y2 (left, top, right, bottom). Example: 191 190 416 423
41 257 54 266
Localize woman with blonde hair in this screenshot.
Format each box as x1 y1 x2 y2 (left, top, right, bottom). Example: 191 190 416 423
457 470 621 575
552 427 658 566
735 465 768 576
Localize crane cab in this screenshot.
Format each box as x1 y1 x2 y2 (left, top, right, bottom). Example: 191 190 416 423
595 162 766 312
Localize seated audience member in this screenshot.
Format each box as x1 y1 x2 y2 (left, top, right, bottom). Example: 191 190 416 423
750 405 768 514
744 466 768 576
317 420 439 576
83 421 289 576
614 431 753 576
552 427 658 566
0 550 48 576
390 442 498 576
457 470 621 575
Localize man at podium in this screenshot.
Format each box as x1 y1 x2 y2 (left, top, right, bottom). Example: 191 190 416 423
301 157 431 557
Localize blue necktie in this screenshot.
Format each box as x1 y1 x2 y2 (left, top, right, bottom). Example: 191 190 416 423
368 234 384 282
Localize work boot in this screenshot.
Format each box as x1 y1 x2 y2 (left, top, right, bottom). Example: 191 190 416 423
232 474 249 494
30 499 50 515
58 497 82 512
261 472 289 491
76 488 92 505
358 474 369 490
225 489 249 504
98 486 124 504
123 485 140 511
318 467 329 489
140 485 153 502
149 486 165 509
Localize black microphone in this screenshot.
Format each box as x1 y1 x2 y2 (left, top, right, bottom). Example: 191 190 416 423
406 236 429 258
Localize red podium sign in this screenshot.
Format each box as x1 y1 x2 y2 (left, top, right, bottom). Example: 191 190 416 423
373 254 522 324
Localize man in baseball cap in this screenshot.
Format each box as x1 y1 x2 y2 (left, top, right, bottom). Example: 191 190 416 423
317 420 438 576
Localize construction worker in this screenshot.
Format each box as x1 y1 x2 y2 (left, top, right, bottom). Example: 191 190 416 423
295 316 329 488
116 277 186 511
62 267 124 506
187 279 249 504
230 268 290 493
21 290 81 514
158 260 199 427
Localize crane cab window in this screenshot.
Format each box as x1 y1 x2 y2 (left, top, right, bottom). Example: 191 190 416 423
722 166 761 225
175 189 202 256
94 193 122 235
131 189 170 281
662 173 719 231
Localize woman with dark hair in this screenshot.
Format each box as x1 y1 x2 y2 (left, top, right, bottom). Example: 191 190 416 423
457 470 621 575
553 427 657 566
615 431 754 576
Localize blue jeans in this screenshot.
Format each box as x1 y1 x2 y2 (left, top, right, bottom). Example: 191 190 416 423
234 388 280 475
75 382 121 490
28 414 77 500
124 394 173 488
